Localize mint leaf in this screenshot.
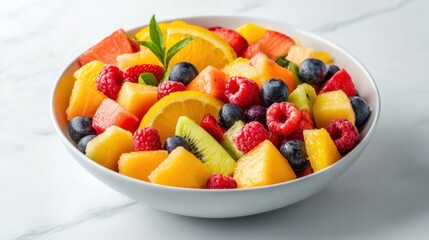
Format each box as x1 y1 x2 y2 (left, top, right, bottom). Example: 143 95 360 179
166 37 193 68
138 73 158 86
161 66 172 83
136 40 164 64
149 15 164 50
275 56 290 68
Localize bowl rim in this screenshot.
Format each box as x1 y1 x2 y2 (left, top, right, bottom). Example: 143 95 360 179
50 15 381 193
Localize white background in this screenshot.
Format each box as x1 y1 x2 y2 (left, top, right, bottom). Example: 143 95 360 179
1 0 429 239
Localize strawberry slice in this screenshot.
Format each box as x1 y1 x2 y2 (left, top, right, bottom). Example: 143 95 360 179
318 69 355 97
208 27 249 57
200 113 226 142
243 30 295 60
124 64 165 83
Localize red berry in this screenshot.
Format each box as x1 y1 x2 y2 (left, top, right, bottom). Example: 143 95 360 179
284 109 314 141
157 81 186 99
206 174 237 189
325 118 360 155
124 64 165 83
133 127 162 151
225 76 260 109
234 121 269 153
268 131 283 149
266 102 301 136
296 164 313 178
208 27 249 57
319 69 355 97
200 114 226 142
96 65 125 99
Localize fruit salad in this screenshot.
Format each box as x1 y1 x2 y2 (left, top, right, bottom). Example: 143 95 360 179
65 16 371 189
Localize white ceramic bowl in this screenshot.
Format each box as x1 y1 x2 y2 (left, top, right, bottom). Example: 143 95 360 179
51 16 380 218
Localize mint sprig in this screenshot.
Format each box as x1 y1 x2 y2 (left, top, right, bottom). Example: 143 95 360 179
130 15 193 70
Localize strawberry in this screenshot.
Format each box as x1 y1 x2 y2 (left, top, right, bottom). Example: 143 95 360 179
318 69 355 97
243 30 295 60
208 27 249 57
200 113 226 142
124 64 165 83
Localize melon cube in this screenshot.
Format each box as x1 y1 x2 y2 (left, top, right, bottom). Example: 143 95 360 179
86 126 134 171
286 45 315 66
303 128 341 172
66 80 107 120
93 98 139 134
116 82 158 120
233 140 296 188
313 90 355 128
148 147 211 188
118 150 168 182
235 23 267 45
186 66 228 102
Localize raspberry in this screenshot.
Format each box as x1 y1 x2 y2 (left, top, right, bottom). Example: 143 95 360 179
225 76 260 109
268 131 283 149
96 65 125 99
124 64 165 83
234 121 269 153
284 109 314 141
200 113 226 142
157 81 186 99
266 102 301 136
206 174 237 189
325 118 360 155
133 127 162 151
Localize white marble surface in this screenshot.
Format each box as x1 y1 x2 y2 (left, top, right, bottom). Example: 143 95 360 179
1 0 429 239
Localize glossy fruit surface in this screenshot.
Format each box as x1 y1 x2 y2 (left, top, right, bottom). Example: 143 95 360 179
303 128 341 172
350 96 371 127
169 62 199 86
313 90 355 128
68 116 96 143
260 78 288 107
77 135 96 154
299 58 327 86
164 135 191 153
119 150 168 182
218 103 246 129
279 140 308 172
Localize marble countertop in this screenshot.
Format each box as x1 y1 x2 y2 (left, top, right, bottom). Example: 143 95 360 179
2 0 429 239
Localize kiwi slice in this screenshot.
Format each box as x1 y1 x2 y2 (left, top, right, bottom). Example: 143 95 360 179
221 121 245 160
288 62 303 85
175 116 236 176
288 83 317 117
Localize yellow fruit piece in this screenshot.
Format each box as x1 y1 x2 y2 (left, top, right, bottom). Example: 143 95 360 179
313 90 355 128
286 45 315 66
117 49 162 70
135 22 171 41
66 80 107 120
118 150 168 182
166 21 236 71
73 60 105 89
313 51 332 65
139 91 222 144
86 126 134 171
235 23 267 45
303 128 341 172
116 82 158 120
233 140 296 188
148 147 211 188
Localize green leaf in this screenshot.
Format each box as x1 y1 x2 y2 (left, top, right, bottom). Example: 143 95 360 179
136 40 164 64
161 66 172 83
138 73 158 86
165 37 193 68
149 15 164 50
275 56 290 68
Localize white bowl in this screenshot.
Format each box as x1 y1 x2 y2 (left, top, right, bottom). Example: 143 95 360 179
51 16 380 218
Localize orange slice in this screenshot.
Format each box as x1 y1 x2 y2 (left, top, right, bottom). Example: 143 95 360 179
166 21 237 71
139 91 223 143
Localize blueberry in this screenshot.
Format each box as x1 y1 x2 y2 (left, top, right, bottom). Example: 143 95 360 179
260 78 288 107
68 116 96 143
245 105 267 126
77 135 96 154
164 135 191 153
169 62 198 86
299 58 327 86
280 140 309 172
350 96 371 127
324 64 340 81
218 103 245 129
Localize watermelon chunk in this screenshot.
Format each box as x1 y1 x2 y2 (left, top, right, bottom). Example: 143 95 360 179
78 29 139 66
318 69 355 97
93 98 139 134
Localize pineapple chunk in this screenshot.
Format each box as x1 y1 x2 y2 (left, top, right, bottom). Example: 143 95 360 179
313 90 355 128
119 151 168 182
234 140 296 188
73 60 105 89
286 45 315 66
303 128 341 172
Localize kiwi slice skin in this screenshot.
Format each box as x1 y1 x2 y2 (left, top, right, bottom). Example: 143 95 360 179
288 83 317 117
175 116 236 176
221 121 244 160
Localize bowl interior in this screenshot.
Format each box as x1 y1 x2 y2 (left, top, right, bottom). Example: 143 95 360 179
51 16 380 217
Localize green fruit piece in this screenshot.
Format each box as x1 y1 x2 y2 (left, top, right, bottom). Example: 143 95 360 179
275 56 290 68
288 83 317 117
138 73 158 86
175 116 236 176
288 62 303 85
221 121 245 160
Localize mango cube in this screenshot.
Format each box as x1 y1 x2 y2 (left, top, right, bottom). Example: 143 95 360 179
66 80 106 120
303 128 341 172
119 151 168 182
235 23 267 44
116 82 158 120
